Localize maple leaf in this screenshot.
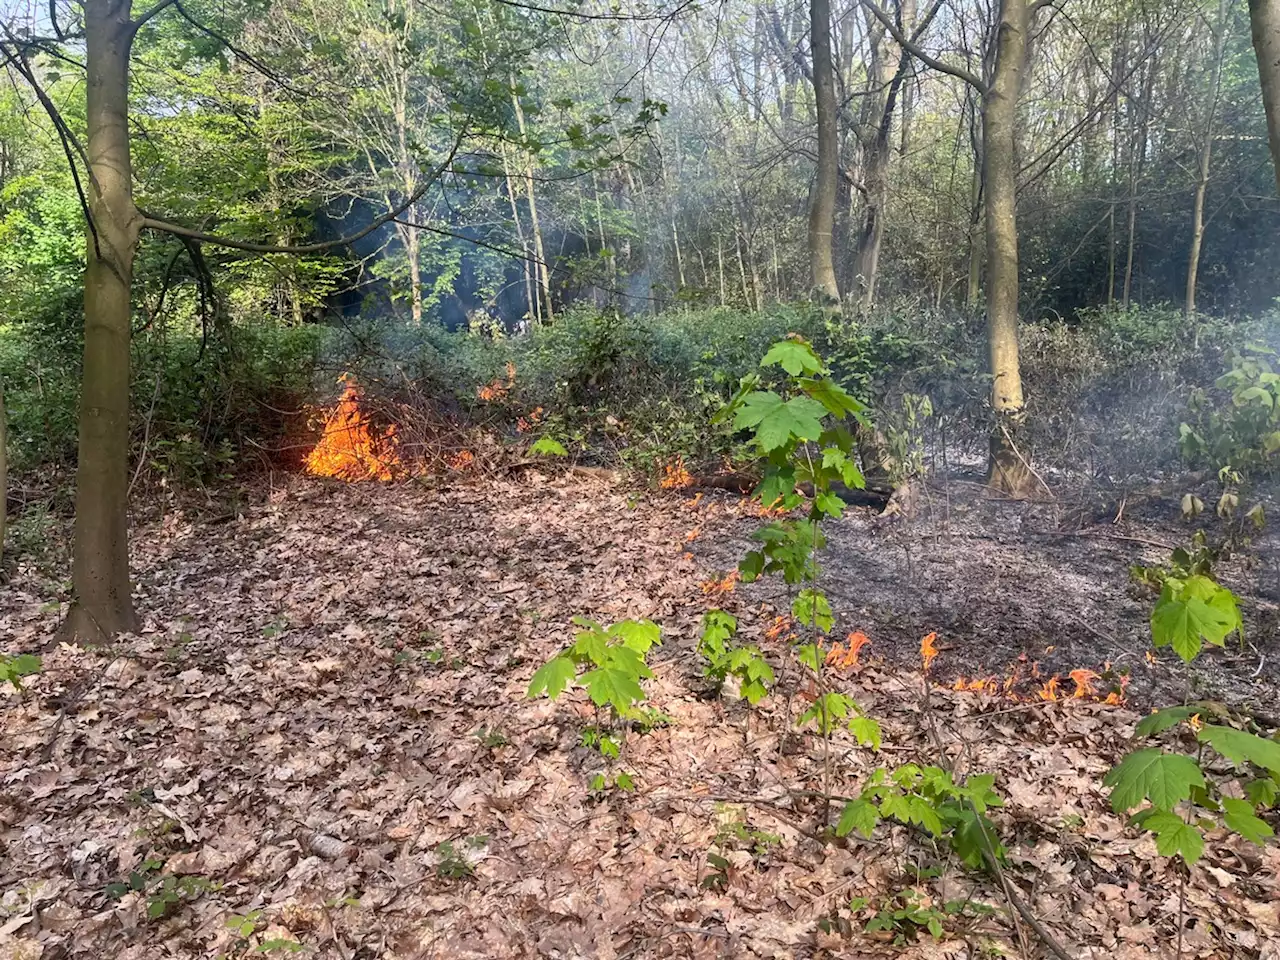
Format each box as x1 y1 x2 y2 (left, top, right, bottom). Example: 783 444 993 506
1222 797 1274 845
527 655 575 700
1197 725 1280 774
580 665 646 712
608 619 661 654
733 392 827 451
792 589 833 633
1134 705 1201 738
1151 575 1241 662
1143 811 1204 864
530 436 568 457
799 377 867 421
760 339 824 376
1104 748 1205 813
836 799 879 838
849 716 881 750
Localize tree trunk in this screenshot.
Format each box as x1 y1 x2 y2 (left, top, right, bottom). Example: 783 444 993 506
1250 0 1280 193
965 96 983 309
808 0 841 305
62 0 140 643
1186 0 1229 319
406 224 423 324
1123 54 1156 309
512 86 553 323
1185 156 1210 319
983 0 1032 497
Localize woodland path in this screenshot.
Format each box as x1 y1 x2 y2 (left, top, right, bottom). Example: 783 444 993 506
1 473 1277 959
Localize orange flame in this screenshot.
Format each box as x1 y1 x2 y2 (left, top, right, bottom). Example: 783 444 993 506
478 362 517 402
948 660 1124 706
660 456 694 490
447 449 475 472
765 615 795 643
516 406 544 433
700 571 739 596
1069 669 1098 699
953 675 1000 694
305 376 401 482
826 630 871 671
920 632 939 673
1038 676 1061 701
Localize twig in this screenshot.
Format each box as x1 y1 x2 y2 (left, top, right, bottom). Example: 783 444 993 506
919 673 1075 960
998 422 1054 499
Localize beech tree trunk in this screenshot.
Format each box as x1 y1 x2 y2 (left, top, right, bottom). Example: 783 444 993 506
62 0 141 643
1251 0 1280 193
983 0 1032 496
808 0 841 305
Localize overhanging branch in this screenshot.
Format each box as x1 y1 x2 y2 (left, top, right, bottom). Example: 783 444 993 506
141 125 467 254
861 0 988 93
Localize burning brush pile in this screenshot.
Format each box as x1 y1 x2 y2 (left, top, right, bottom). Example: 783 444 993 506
303 375 486 481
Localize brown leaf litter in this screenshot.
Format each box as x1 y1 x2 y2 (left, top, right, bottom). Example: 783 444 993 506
1 474 1278 959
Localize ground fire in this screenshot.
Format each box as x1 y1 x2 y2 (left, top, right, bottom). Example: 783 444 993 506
304 376 402 481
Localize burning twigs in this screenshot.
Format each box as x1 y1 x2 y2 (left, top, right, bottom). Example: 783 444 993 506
304 374 495 481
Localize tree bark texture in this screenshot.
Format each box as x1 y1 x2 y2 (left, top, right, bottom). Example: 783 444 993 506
62 0 141 642
808 0 841 304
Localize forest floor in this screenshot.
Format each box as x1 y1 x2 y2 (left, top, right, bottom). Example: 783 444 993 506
1 470 1278 960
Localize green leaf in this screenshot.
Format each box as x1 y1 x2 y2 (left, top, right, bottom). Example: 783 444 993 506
761 339 824 376
814 490 845 518
757 465 797 507
1198 725 1280 773
1222 797 1274 845
1104 748 1205 813
527 656 576 700
799 376 868 420
1135 705 1200 738
1245 777 1279 807
530 436 567 456
740 678 769 704
609 619 661 654
738 550 765 582
733 392 827 451
700 610 737 649
580 665 646 712
849 716 882 750
1151 577 1241 662
951 808 1002 868
792 589 834 633
835 799 879 838
1144 811 1204 864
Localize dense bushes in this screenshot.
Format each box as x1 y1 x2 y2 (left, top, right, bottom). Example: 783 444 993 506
1 321 324 488
3 297 1270 507
325 300 1271 481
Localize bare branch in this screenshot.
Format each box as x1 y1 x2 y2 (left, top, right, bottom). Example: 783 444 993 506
861 0 987 93
130 0 179 33
141 125 467 253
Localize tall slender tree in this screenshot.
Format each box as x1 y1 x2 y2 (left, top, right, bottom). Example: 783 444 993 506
1249 0 1280 190
808 0 841 303
867 0 1035 495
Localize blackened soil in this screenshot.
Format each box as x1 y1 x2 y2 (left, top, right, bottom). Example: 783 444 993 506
701 470 1280 716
